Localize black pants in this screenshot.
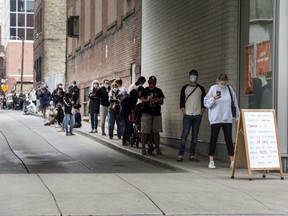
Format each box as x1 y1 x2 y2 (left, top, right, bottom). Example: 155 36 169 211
123 118 132 142
209 123 234 156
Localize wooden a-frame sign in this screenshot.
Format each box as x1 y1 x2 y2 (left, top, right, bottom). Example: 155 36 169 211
231 109 284 181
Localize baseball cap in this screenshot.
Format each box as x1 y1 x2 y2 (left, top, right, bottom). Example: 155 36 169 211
148 76 157 83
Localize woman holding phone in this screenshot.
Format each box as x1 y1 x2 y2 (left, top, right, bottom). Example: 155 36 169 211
204 73 240 169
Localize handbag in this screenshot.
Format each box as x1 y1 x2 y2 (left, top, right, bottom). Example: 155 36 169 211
227 85 236 117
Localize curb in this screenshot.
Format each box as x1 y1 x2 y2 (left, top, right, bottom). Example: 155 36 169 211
76 130 187 173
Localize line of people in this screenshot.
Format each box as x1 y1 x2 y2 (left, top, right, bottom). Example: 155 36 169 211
34 81 81 136
23 71 240 169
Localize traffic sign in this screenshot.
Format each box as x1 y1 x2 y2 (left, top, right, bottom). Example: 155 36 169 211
1 84 8 92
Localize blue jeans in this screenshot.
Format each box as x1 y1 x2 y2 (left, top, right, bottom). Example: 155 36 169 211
108 111 122 138
90 113 98 130
178 114 202 156
65 113 75 134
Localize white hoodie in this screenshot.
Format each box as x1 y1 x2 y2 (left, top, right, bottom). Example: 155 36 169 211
204 84 240 125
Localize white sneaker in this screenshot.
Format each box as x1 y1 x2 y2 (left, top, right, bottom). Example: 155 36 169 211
230 161 234 169
208 161 216 169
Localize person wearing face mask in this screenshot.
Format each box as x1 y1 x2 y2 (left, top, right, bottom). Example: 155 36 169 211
52 83 64 106
140 76 165 155
204 73 240 169
128 76 146 94
39 84 52 122
68 81 80 105
98 79 110 135
88 80 101 133
63 90 75 136
108 82 122 139
177 69 206 162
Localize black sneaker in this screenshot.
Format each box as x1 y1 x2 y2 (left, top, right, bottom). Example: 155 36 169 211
177 156 184 162
156 149 162 155
70 133 75 136
189 156 200 162
142 149 147 155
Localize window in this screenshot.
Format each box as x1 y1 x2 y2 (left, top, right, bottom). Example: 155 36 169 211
9 0 34 41
10 0 16 12
131 63 136 84
26 14 33 27
26 0 33 12
18 28 25 39
36 57 42 82
67 16 79 37
10 28 16 37
18 14 25 27
239 0 275 109
10 14 16 26
83 87 90 116
18 0 24 12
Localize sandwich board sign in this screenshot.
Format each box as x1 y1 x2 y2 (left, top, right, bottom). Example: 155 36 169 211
231 109 284 180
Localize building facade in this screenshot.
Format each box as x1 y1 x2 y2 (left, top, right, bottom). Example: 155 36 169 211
3 0 34 94
33 0 66 91
66 0 288 168
141 0 288 167
66 0 141 116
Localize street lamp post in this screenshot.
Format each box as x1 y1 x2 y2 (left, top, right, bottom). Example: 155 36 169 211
20 38 24 93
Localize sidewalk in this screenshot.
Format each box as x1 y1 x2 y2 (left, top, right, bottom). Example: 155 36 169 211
74 120 286 180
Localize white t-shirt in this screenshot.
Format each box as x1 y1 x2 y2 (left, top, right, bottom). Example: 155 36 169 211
185 85 203 116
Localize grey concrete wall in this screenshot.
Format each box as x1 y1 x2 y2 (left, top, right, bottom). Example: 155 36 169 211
142 0 239 160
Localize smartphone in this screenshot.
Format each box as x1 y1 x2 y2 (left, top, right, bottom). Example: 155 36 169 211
216 91 221 96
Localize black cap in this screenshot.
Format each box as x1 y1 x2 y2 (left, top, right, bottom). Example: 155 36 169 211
148 76 157 83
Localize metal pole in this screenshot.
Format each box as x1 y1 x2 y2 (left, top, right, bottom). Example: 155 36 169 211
20 38 24 93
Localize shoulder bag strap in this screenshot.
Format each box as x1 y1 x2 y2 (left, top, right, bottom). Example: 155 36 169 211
227 85 235 106
185 85 198 103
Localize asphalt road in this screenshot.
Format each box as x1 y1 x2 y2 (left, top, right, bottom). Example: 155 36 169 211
1 109 288 216
0 109 169 174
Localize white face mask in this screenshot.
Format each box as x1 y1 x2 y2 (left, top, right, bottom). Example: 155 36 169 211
190 75 197 82
93 84 98 88
113 88 118 92
104 84 109 88
219 82 227 88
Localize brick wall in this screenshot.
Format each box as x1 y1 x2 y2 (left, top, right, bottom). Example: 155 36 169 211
142 0 239 156
67 0 142 106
